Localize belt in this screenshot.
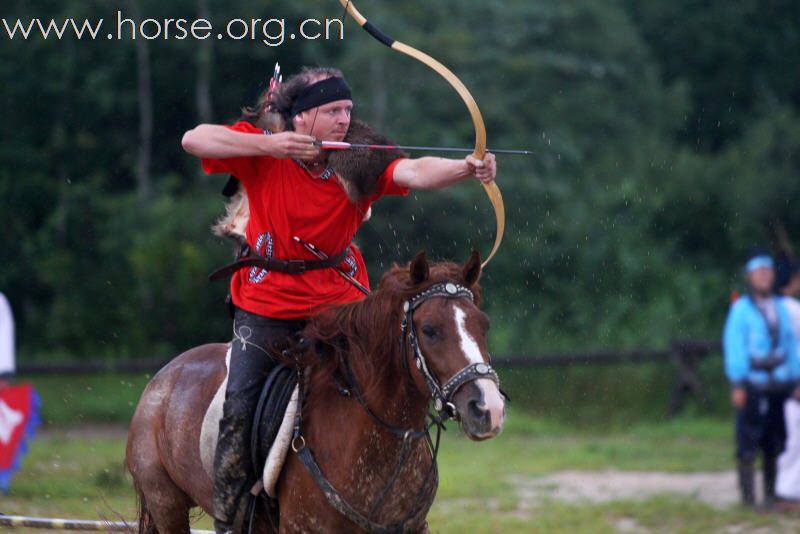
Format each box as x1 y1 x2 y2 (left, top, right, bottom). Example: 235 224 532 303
209 246 350 280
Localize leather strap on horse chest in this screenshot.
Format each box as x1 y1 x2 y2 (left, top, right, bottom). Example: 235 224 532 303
291 365 438 534
296 445 435 534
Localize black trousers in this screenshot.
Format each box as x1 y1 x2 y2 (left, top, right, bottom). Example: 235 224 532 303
212 307 305 528
736 384 791 461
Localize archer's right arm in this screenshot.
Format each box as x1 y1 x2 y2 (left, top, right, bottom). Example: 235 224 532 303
181 124 320 160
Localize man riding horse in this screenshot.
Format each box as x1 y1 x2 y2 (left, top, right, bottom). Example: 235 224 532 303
181 66 498 534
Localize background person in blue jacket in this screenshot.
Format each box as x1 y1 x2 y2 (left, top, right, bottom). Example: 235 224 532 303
724 250 800 507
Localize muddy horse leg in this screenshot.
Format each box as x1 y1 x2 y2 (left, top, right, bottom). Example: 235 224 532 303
131 462 193 534
128 433 193 534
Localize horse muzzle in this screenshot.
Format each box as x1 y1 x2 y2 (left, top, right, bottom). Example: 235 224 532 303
452 378 505 441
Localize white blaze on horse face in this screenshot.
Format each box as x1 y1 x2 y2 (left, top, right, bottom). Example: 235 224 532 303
453 304 505 432
453 304 484 364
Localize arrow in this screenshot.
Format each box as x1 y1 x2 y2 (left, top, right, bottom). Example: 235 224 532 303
292 236 370 296
317 140 532 156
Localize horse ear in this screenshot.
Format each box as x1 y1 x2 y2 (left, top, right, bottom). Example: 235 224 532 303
410 251 430 285
463 250 482 287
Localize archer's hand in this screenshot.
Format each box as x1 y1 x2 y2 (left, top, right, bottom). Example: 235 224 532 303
466 152 497 184
268 132 321 160
731 387 747 409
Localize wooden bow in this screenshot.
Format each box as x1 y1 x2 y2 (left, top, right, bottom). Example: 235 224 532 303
338 0 505 268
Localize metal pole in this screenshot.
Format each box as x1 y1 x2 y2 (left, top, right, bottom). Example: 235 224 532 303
0 514 211 533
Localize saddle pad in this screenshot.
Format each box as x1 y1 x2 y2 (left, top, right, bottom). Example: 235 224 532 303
250 364 298 481
263 384 299 497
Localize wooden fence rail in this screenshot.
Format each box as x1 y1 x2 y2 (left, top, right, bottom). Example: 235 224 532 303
494 339 720 415
16 339 722 415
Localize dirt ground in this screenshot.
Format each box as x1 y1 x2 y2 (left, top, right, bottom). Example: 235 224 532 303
511 470 743 510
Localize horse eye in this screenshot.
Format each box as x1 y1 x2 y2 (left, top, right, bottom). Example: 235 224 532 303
421 324 439 339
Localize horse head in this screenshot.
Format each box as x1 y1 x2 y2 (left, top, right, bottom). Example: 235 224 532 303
402 250 506 441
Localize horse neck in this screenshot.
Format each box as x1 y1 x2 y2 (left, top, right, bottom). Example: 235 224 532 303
300 291 439 520
304 290 432 436
344 325 429 433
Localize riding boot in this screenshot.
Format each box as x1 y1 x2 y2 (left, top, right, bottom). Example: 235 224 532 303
737 458 756 507
213 398 254 534
763 455 778 506
213 309 305 533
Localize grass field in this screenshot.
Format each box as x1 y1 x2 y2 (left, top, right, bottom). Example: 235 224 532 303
4 410 800 533
4 368 800 532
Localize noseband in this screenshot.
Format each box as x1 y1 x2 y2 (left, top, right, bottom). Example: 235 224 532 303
401 282 500 421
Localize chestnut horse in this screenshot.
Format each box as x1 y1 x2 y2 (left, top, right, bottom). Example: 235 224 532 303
126 251 506 533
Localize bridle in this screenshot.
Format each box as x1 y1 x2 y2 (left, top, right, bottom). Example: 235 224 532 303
291 281 502 533
400 281 500 422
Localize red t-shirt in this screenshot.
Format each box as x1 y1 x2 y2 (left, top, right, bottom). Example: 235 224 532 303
202 121 408 319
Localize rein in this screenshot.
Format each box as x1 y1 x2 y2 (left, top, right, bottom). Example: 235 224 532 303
292 363 440 534
290 281 500 533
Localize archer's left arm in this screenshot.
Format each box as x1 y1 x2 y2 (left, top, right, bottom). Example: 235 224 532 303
392 153 496 190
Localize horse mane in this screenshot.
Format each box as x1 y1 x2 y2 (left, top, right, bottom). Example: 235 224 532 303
297 260 482 399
